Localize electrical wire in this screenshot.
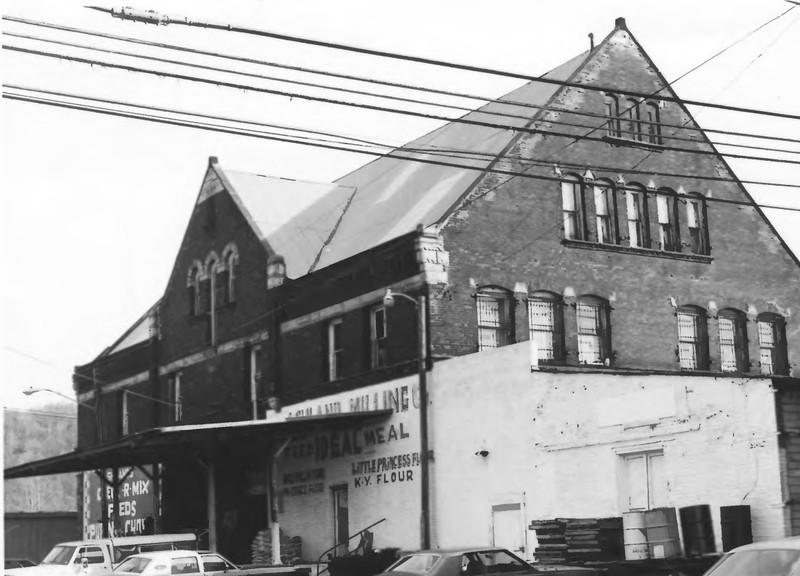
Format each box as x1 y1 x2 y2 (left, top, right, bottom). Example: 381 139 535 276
6 45 800 169
73 8 800 121
5 90 799 216
6 84 799 191
6 31 800 158
3 16 800 120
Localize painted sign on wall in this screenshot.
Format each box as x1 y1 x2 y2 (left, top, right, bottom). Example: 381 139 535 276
82 466 157 538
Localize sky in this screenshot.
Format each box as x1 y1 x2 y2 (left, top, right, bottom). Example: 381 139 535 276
1 0 799 411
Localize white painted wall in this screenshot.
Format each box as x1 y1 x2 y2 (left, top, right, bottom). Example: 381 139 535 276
429 342 785 556
270 374 422 560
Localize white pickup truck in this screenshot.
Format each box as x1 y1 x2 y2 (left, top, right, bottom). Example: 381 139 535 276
5 534 198 576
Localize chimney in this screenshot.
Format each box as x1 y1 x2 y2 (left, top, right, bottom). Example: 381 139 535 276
588 32 594 50
615 17 627 30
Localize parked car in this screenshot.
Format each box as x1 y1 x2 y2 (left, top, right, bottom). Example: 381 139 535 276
3 562 36 570
376 548 540 576
702 536 800 576
4 534 198 576
113 551 238 576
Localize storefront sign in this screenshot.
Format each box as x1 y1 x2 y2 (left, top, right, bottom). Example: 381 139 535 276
83 466 157 538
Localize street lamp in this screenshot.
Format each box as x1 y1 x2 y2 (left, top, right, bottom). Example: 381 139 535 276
383 287 431 550
23 386 96 410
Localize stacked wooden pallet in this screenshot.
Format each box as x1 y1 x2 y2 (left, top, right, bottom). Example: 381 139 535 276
251 528 303 565
531 517 623 565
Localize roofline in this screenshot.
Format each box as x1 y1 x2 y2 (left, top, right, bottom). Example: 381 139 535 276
89 300 161 364
619 22 800 270
434 46 595 228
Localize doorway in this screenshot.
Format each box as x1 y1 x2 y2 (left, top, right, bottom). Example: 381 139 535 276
331 485 349 556
492 503 526 558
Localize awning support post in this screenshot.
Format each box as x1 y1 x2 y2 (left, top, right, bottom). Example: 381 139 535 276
271 437 292 565
208 462 217 552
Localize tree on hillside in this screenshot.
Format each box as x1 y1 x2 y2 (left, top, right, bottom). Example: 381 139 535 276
4 402 78 512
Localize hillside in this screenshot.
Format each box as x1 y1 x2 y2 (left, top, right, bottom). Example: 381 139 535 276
3 403 78 512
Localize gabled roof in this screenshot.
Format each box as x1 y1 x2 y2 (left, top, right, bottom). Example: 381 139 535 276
216 168 356 278
94 301 160 361
309 49 591 271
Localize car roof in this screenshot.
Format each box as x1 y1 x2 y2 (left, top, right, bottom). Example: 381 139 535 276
121 551 202 560
399 547 517 556
729 536 800 552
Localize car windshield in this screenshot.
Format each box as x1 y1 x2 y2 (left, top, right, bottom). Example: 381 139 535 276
42 546 77 565
706 549 800 576
114 557 152 574
389 554 441 574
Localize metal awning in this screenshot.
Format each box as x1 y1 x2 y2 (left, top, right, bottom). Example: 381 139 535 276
4 410 392 479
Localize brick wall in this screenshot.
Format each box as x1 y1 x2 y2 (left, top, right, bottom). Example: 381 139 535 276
430 27 800 377
429 342 786 555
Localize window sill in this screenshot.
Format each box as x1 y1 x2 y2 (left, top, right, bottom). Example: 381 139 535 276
562 239 713 263
532 364 785 379
601 135 666 151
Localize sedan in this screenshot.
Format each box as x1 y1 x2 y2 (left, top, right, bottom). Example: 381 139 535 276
703 537 800 576
377 548 540 576
113 551 238 576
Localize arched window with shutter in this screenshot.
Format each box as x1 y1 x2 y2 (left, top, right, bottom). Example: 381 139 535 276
593 180 618 245
757 312 788 375
476 287 515 351
656 189 681 252
676 305 709 370
527 291 565 364
625 183 649 248
576 295 612 366
718 309 749 373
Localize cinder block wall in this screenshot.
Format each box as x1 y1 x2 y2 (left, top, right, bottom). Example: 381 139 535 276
429 342 786 553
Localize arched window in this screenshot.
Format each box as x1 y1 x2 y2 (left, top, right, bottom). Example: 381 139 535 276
757 312 788 375
686 193 709 255
644 102 662 144
221 243 239 304
625 183 649 248
561 175 585 241
476 287 515 351
186 261 203 316
201 252 219 315
576 295 612 365
593 180 617 244
623 98 640 140
527 291 565 364
718 309 749 373
656 189 680 252
676 305 709 370
604 94 621 138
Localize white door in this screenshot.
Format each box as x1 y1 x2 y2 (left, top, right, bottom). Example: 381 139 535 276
492 504 526 557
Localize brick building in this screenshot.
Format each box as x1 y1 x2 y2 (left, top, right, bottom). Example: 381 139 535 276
6 17 800 566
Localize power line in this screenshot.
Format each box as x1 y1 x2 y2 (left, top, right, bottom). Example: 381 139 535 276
81 6 800 122
6 45 800 170
6 31 800 158
6 17 800 148
7 90 798 217
5 85 799 191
